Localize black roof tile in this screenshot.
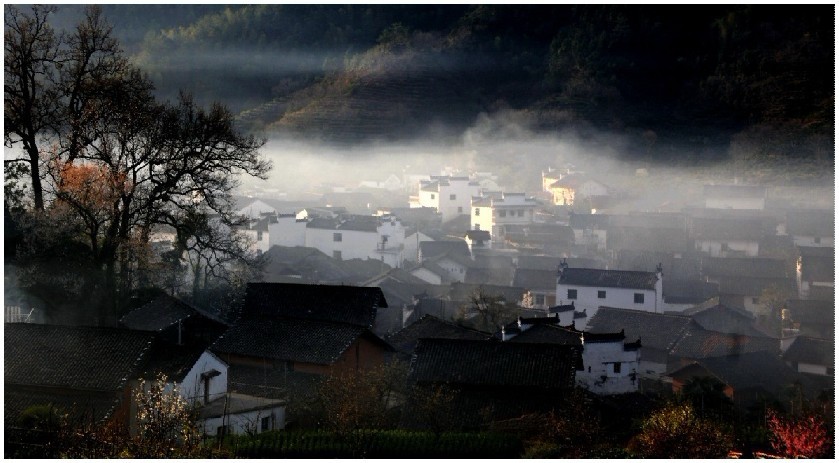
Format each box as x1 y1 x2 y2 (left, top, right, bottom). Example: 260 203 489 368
783 336 834 366
243 282 386 327
119 294 227 332
559 268 658 290
587 307 696 352
386 315 491 355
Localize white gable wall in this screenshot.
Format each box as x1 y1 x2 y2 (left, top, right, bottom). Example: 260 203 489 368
577 341 640 394
179 351 228 405
268 216 307 248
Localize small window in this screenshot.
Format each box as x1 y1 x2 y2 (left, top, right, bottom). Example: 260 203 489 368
333 250 342 260
499 210 507 218
517 210 524 217
535 294 545 305
474 223 480 230
217 425 228 437
261 416 272 432
257 230 263 241
431 193 435 199
567 289 577 300
598 290 606 299
634 293 644 304
613 362 622 374
458 206 463 213
475 208 480 216
752 297 760 304
333 232 342 242
721 242 730 251
814 237 821 244
450 194 456 200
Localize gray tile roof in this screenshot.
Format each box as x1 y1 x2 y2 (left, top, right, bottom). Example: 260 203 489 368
408 338 579 390
783 336 834 367
5 387 119 426
506 324 583 345
663 278 719 304
718 277 797 297
558 268 658 290
227 365 322 400
690 216 768 241
464 267 514 286
608 226 690 254
386 314 492 355
211 317 370 365
420 240 470 260
513 268 558 291
568 213 611 230
242 282 386 327
587 307 696 352
669 326 778 359
119 294 227 332
700 257 789 279
4 324 155 391
786 209 834 237
703 184 766 199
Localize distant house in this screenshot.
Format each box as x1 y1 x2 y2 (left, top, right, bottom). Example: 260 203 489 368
464 229 492 253
502 223 575 255
470 192 540 241
514 268 559 309
782 336 834 377
268 214 308 248
690 216 767 257
417 176 481 223
703 184 766 210
556 261 664 325
668 325 779 367
569 213 610 252
5 324 156 433
785 299 834 340
683 304 768 337
237 199 279 219
119 294 229 346
403 230 436 264
785 209 834 247
700 257 794 313
305 214 406 267
796 246 834 299
548 174 609 207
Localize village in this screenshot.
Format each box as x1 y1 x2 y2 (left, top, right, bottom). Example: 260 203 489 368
5 159 835 457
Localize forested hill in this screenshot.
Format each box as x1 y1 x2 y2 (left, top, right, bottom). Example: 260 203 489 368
59 5 834 158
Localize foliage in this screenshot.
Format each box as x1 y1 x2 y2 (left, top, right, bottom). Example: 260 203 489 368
766 409 832 459
679 376 735 420
628 402 733 458
456 288 520 333
223 429 523 458
127 374 203 458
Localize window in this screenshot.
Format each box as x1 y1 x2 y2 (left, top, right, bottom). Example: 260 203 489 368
431 193 435 199
815 237 822 244
634 293 645 304
598 290 606 299
458 206 463 213
216 425 229 437
257 230 263 241
613 362 622 374
721 242 730 251
333 250 342 260
474 223 480 230
567 289 577 300
517 210 524 217
499 210 507 218
450 194 456 200
475 208 480 216
333 232 342 242
261 416 272 432
535 294 545 305
752 297 760 304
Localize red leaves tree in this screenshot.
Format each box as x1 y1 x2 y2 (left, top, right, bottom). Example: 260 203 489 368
766 409 832 459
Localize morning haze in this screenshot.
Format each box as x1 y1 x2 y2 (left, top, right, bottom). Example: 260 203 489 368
4 4 834 459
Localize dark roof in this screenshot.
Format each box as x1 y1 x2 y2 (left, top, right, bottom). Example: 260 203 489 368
464 267 514 286
799 247 834 282
609 226 690 254
558 267 658 290
506 324 583 345
4 324 155 391
516 255 561 271
614 212 687 230
513 268 557 291
783 336 834 367
211 317 373 364
5 387 119 426
703 184 766 199
549 302 576 313
663 278 719 304
569 213 610 230
420 240 470 260
386 314 491 355
786 209 834 237
119 294 227 332
306 215 379 232
446 282 525 305
409 338 579 390
670 326 778 359
718 277 797 297
690 217 768 241
700 257 789 279
227 365 321 400
465 229 491 241
588 307 696 352
243 282 386 327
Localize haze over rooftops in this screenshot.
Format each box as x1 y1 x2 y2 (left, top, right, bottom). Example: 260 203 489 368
558 267 658 290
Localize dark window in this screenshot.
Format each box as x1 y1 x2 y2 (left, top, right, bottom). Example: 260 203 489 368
568 289 577 300
721 242 730 251
499 210 506 217
474 223 480 230
333 232 342 242
814 237 822 244
475 208 480 216
333 250 342 260
634 293 644 304
535 294 545 305
458 206 463 213
450 194 456 200
217 425 228 437
261 416 272 432
517 210 524 217
430 193 435 199
257 230 263 241
597 290 606 299
613 362 622 373
752 297 760 304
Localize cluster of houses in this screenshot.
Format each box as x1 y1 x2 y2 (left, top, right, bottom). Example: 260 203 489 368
5 165 834 441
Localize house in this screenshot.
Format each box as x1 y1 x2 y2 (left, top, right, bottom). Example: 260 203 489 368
403 230 437 264
417 176 481 223
782 336 834 377
700 256 794 313
607 225 691 258
407 338 580 424
502 223 575 255
385 314 491 361
667 351 814 408
418 239 471 263
268 213 308 248
4 324 156 432
548 302 588 326
305 214 406 267
464 229 492 254
236 198 279 219
661 278 719 311
690 216 768 257
796 246 834 299
514 268 559 309
785 209 834 247
785 299 834 340
702 184 766 210
470 192 540 241
119 294 229 346
548 174 610 207
568 213 610 252
587 307 698 382
668 325 779 367
717 277 798 314
683 304 768 337
556 261 664 325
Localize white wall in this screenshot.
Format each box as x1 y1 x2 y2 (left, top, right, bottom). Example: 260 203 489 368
403 232 434 264
577 342 640 394
306 227 378 261
268 216 307 248
202 405 286 436
436 256 469 283
796 362 829 376
558 277 663 326
696 240 759 257
410 267 443 285
237 200 277 219
179 351 229 405
437 178 481 223
792 235 834 247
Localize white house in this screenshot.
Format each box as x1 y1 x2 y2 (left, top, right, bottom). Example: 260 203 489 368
556 261 663 327
180 350 229 405
305 215 406 267
703 184 766 210
417 176 481 223
576 331 642 395
471 192 540 241
548 174 609 207
691 217 764 257
568 213 610 252
403 231 436 264
236 199 278 219
268 214 308 248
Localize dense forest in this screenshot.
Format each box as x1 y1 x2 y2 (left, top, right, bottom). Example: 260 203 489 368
49 4 833 159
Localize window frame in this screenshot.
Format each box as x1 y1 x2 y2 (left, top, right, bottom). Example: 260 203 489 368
567 289 577 300
333 232 342 242
634 293 645 304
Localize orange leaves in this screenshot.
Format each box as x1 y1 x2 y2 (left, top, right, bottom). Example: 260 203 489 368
56 161 131 210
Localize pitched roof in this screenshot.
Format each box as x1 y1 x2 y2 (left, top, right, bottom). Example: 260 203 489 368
663 278 719 305
587 307 696 352
568 213 611 230
5 387 120 426
670 326 778 359
700 257 789 279
718 277 796 297
558 267 658 290
242 282 386 327
409 338 579 390
386 314 491 355
798 247 834 282
513 268 558 291
464 267 515 286
506 324 583 345
446 282 525 305
608 226 690 253
119 294 227 332
516 255 562 271
4 324 155 391
783 336 834 367
211 317 372 364
420 240 470 260
465 229 491 241
691 217 768 241
227 365 321 400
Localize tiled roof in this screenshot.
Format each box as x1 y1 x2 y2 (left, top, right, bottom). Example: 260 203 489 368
558 268 658 290
786 209 834 237
465 229 491 241
799 247 834 282
446 282 525 305
549 302 576 313
663 278 719 304
690 217 768 241
420 240 470 260
513 268 558 291
306 215 379 232
670 326 778 359
587 307 696 352
718 277 796 296
613 212 687 229
5 387 120 426
4 324 155 391
516 255 561 271
783 336 834 367
608 226 690 254
700 257 789 279
568 213 611 230
506 324 583 345
227 365 321 400
386 315 491 355
211 317 370 364
464 267 514 286
200 392 286 419
669 351 804 399
409 338 579 390
119 294 227 332
702 184 766 199
242 282 386 327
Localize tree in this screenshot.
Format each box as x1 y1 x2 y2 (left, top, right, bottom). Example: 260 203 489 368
456 288 520 332
766 409 832 459
127 374 203 458
628 402 733 458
